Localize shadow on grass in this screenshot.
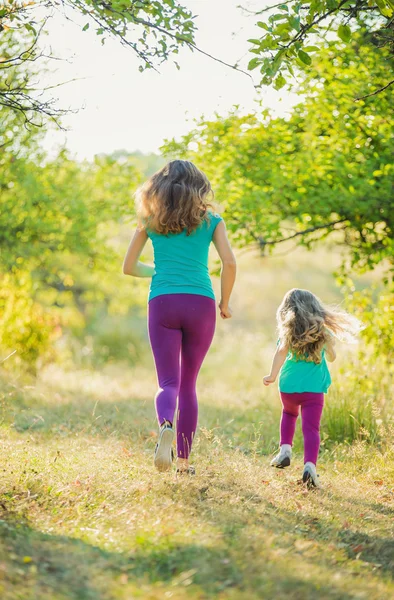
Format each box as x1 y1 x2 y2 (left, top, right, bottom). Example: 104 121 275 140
183 474 394 580
0 514 361 600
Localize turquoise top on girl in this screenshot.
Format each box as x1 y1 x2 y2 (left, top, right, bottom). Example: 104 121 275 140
147 212 223 301
279 348 332 394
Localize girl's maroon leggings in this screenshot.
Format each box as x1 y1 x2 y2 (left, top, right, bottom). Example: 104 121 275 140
148 293 216 459
280 391 325 465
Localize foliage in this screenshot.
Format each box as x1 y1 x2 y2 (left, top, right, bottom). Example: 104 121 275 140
0 1 196 121
0 38 144 367
163 33 394 274
244 1 394 94
0 19 68 125
69 0 197 69
0 148 144 366
1 151 137 267
0 273 59 369
347 284 394 361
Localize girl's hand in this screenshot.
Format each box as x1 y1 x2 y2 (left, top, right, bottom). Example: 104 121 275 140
219 302 232 319
263 375 276 386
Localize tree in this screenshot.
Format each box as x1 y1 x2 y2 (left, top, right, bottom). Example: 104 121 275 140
0 9 71 126
0 31 145 367
244 2 394 95
163 33 394 274
0 0 199 123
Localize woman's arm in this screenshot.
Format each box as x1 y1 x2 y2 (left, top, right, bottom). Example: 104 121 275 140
213 220 236 319
263 343 288 386
123 228 155 278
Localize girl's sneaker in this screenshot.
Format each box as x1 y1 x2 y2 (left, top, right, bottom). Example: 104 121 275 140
270 445 292 468
154 421 174 472
302 462 320 488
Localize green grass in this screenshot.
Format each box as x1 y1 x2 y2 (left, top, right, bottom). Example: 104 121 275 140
1 245 392 599
1 362 393 600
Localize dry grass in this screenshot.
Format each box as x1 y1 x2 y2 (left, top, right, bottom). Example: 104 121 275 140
1 244 392 599
0 361 393 600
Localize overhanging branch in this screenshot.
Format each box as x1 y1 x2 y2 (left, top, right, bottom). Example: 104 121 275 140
356 78 394 100
233 217 349 251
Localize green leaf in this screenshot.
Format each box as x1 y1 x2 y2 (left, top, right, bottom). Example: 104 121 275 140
298 50 312 65
82 23 90 32
289 16 300 31
274 73 286 90
25 23 37 36
338 24 352 43
248 57 261 70
375 0 393 16
270 13 288 21
248 38 262 45
257 21 270 31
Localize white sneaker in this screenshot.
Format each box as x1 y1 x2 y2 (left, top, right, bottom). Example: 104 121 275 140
302 462 320 488
154 422 174 472
270 445 292 468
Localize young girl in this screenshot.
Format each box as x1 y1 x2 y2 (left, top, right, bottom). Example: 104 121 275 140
263 288 360 487
123 160 236 474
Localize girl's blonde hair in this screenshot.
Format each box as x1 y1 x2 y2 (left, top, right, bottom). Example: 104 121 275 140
277 288 362 363
136 159 214 235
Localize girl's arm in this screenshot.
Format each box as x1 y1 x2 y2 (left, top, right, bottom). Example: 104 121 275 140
325 336 336 362
123 228 155 278
263 343 288 386
213 220 237 319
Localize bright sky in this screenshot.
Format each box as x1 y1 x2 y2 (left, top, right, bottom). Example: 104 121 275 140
41 1 297 159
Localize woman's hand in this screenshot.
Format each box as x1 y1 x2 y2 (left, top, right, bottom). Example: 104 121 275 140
219 301 232 319
263 375 276 386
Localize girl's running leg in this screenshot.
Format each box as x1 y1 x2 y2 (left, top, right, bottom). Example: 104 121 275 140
279 392 300 447
300 392 324 465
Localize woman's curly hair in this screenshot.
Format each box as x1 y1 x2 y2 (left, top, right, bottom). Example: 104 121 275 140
136 159 214 235
277 288 362 364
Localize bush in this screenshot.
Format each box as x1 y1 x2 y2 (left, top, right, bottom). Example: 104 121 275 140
0 274 59 371
322 353 392 448
346 284 394 362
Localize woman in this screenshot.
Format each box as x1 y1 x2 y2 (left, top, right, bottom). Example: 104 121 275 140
123 160 236 474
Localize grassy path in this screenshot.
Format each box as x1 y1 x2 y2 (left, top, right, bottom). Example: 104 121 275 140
1 366 393 599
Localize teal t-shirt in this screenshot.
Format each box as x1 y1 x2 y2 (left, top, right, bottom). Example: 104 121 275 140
279 347 332 394
147 212 223 301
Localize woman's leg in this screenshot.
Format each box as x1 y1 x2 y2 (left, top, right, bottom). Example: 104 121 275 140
300 392 324 465
148 297 182 427
177 296 216 460
279 392 301 447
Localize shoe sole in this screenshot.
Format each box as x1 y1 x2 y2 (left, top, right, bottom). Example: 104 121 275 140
154 428 174 472
271 457 291 469
302 470 318 488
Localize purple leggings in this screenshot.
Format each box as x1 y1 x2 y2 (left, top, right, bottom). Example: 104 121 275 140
280 391 324 465
148 294 216 459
